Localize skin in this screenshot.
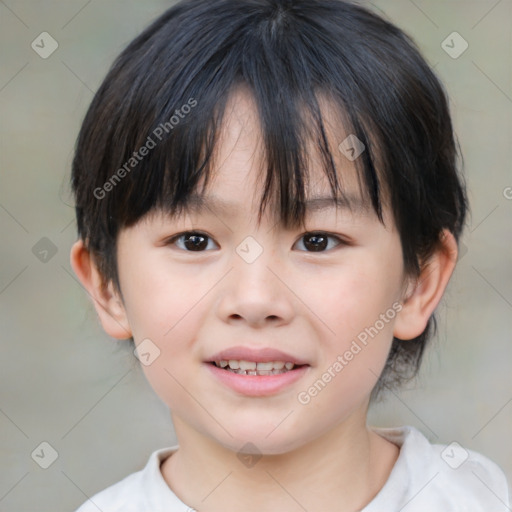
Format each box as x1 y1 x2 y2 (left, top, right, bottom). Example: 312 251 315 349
71 88 458 511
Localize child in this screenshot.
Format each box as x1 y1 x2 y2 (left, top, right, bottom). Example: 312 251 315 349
70 0 510 510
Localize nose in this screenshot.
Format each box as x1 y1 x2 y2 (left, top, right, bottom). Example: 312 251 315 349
215 242 295 328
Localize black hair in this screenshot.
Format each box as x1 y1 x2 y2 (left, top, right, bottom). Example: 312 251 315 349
71 0 468 398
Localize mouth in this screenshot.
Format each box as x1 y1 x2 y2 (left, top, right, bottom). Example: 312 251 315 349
208 360 309 376
204 346 311 396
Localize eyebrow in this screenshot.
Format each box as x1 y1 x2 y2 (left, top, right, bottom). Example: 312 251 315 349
181 193 371 217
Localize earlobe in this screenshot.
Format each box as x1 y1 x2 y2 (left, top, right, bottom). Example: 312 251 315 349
70 240 132 340
393 229 458 340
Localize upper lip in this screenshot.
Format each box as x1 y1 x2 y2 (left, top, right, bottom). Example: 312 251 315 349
207 346 309 366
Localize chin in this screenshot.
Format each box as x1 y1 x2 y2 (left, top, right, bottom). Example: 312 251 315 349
213 423 309 456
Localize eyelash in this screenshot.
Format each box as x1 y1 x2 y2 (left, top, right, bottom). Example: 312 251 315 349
165 231 349 253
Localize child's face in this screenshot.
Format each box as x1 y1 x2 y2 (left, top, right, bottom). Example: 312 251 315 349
113 89 409 453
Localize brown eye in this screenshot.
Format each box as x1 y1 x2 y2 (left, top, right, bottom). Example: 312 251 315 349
295 232 344 253
168 232 217 252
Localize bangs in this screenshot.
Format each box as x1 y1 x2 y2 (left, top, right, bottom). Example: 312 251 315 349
143 83 382 232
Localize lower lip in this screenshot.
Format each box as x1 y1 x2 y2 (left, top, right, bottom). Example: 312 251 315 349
205 363 310 397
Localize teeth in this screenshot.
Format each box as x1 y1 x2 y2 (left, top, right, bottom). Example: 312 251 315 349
226 368 291 375
239 360 257 371
256 362 274 371
214 359 298 373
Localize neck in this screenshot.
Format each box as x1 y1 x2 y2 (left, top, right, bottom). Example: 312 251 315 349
161 406 399 511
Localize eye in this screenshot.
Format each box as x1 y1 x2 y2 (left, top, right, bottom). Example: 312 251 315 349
294 232 346 253
166 231 347 253
167 231 218 252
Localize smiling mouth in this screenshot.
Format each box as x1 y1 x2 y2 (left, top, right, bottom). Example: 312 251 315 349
209 360 308 376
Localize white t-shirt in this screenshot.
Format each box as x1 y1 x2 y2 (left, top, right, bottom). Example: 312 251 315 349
75 426 510 511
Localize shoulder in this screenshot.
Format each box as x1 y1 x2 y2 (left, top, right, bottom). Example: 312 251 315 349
427 435 510 509
74 446 186 512
366 426 510 511
74 469 143 512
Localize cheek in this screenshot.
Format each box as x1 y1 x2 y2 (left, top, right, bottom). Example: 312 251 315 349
119 256 198 339
118 259 213 405
294 252 402 405
295 306 395 428
301 254 402 342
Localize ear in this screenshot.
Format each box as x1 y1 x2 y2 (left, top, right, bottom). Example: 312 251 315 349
70 239 132 340
393 229 458 340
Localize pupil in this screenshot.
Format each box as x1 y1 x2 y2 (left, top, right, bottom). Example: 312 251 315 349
304 234 327 252
185 234 208 251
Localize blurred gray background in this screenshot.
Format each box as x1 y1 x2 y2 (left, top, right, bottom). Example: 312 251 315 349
0 1 511 510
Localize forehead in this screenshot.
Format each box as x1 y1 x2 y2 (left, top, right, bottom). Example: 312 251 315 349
193 88 373 214
143 86 393 230
177 191 372 220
